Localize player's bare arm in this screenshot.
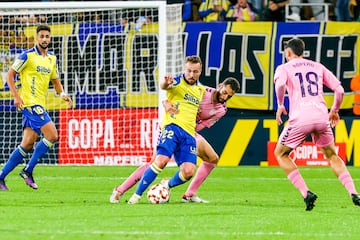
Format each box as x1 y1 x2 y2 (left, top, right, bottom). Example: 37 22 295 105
276 105 287 125
329 85 344 128
51 78 72 108
160 75 174 90
6 68 24 110
328 110 340 128
162 99 179 115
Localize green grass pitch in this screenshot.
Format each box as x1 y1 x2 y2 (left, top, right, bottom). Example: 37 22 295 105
1 165 359 240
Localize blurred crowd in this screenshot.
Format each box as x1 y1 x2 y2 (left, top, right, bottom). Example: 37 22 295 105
0 0 359 50
0 0 356 82
167 0 360 22
3 0 360 23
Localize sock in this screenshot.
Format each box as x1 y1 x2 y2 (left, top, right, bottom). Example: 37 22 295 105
24 138 53 173
288 169 309 198
135 163 162 196
116 163 150 194
168 171 188 188
338 170 358 195
0 146 28 179
184 161 216 196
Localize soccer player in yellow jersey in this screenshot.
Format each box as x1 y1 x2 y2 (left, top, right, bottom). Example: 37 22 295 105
0 25 72 191
127 55 206 204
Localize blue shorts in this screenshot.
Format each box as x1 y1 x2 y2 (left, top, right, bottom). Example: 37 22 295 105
21 105 52 135
156 123 197 166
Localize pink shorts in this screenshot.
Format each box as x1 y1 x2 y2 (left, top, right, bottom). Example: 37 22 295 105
278 122 334 149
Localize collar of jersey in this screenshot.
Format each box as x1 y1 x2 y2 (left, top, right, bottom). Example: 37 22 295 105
34 45 47 56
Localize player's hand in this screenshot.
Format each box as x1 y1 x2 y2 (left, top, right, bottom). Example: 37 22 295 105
276 105 287 125
14 96 24 110
163 100 179 115
329 109 340 128
164 75 174 88
61 94 73 108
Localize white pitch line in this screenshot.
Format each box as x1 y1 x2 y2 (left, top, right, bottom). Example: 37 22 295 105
10 229 355 238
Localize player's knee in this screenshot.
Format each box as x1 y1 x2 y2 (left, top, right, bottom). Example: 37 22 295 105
22 143 35 151
209 153 219 164
320 146 336 159
274 144 291 160
47 134 58 143
154 155 169 169
181 165 196 180
200 152 219 164
274 147 282 159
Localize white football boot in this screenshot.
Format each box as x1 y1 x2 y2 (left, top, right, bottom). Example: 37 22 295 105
182 194 209 203
109 188 122 203
127 193 141 204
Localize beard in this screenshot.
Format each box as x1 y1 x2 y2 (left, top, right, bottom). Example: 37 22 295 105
216 91 225 103
38 43 48 50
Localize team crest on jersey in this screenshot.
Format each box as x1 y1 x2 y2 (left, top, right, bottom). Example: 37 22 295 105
190 146 197 155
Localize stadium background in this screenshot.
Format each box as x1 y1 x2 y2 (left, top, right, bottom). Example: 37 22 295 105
0 20 359 166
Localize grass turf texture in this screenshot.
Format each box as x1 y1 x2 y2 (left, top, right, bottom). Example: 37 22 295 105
0 165 359 240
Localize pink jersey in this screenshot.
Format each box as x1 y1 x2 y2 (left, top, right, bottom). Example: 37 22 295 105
157 86 226 146
196 87 227 132
274 58 341 125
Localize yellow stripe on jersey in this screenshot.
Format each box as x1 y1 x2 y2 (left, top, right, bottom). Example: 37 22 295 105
162 76 205 136
12 45 58 108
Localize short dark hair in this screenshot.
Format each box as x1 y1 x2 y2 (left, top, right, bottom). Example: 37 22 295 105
185 55 202 66
36 24 51 33
222 77 240 93
284 38 305 56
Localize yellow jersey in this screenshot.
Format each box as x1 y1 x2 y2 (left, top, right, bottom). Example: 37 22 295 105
11 45 59 108
162 75 205 136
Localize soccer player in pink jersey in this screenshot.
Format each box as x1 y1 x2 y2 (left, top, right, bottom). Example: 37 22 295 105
274 37 360 211
110 77 240 203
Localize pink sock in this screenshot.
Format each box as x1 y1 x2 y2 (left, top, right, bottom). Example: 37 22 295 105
288 169 309 198
339 170 358 195
116 162 150 194
184 161 216 197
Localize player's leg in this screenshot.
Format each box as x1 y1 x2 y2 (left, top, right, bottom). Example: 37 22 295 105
274 142 317 210
162 132 198 191
112 125 162 202
127 125 176 203
0 109 39 190
274 143 310 197
128 124 195 204
0 127 35 190
314 123 359 206
320 144 359 206
21 119 57 190
274 125 317 210
128 154 170 204
110 155 153 203
182 134 217 202
163 161 197 189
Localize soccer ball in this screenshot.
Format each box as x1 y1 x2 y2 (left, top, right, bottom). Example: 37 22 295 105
147 183 170 204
